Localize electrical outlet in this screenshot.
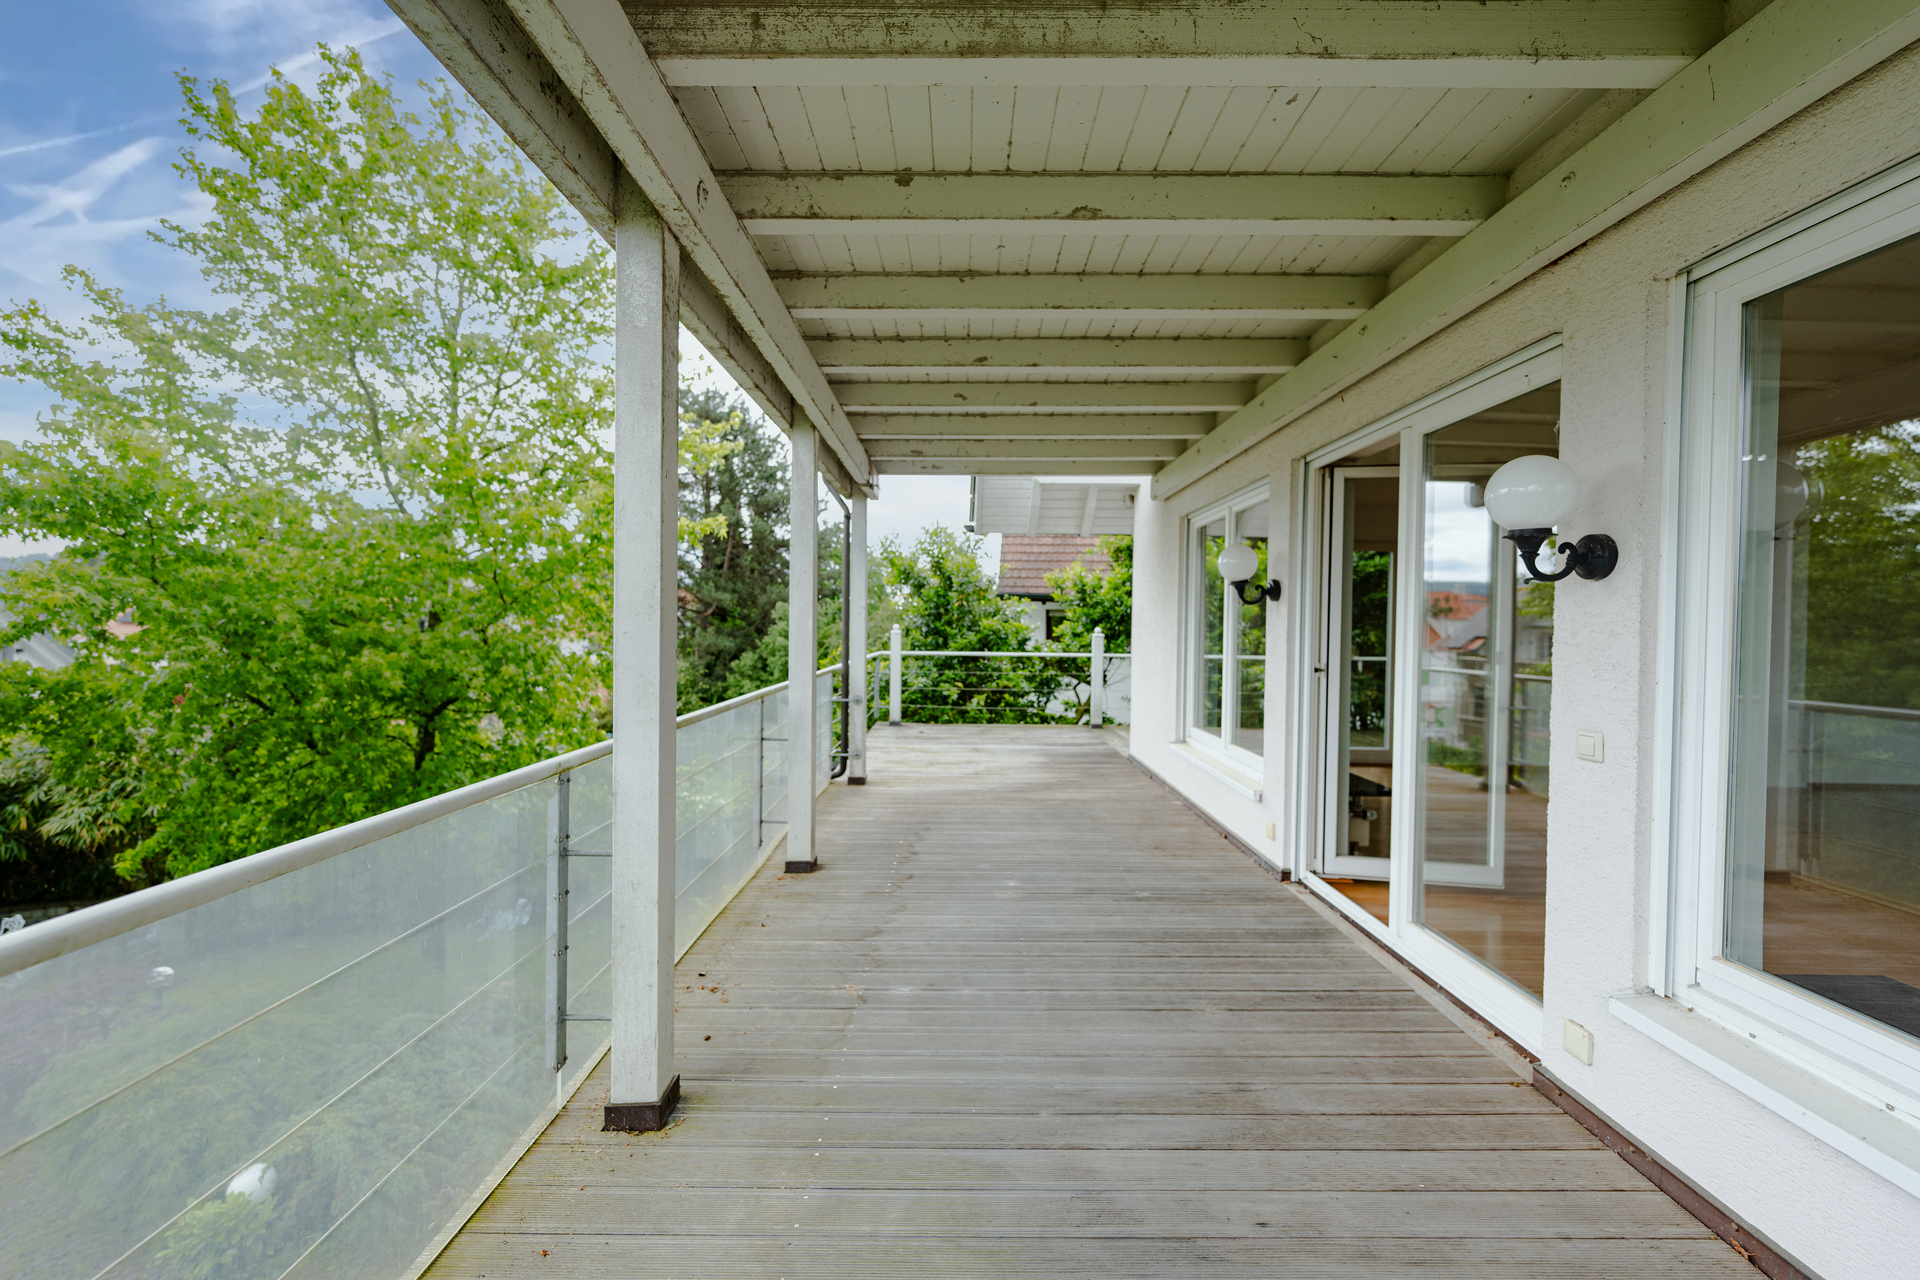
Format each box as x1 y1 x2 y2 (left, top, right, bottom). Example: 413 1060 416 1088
1563 1019 1595 1065
1576 729 1604 763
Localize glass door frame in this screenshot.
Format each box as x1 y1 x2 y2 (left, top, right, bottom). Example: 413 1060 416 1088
1290 338 1564 1055
1319 464 1398 882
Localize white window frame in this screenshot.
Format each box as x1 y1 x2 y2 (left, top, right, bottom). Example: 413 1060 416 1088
1183 481 1271 775
1657 156 1920 1179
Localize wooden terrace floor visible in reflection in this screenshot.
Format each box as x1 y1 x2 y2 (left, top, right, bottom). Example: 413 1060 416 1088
424 725 1751 1278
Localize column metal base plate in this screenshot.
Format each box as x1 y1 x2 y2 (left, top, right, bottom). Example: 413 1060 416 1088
603 1075 680 1132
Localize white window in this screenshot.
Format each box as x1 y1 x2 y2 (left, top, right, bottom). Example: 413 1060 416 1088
1664 159 1920 1175
1185 485 1270 767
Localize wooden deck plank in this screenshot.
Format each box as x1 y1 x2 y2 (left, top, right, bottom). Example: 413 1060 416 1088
425 725 1751 1279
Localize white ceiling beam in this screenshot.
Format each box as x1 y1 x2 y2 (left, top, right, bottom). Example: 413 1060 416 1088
869 439 1184 463
637 2 1720 88
1155 0 1920 496
777 273 1384 322
881 458 1163 476
484 0 870 485
835 382 1253 413
855 414 1213 439
725 174 1503 239
812 337 1302 377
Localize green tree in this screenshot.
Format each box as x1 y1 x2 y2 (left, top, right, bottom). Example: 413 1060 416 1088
0 663 151 900
1045 534 1133 652
1799 425 1920 710
676 381 791 711
1348 550 1392 734
0 49 634 881
877 527 1066 724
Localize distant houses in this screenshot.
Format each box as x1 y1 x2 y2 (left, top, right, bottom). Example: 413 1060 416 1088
0 555 72 671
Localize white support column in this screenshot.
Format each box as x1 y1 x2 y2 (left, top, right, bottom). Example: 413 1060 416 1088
848 492 869 784
606 177 680 1132
786 418 819 872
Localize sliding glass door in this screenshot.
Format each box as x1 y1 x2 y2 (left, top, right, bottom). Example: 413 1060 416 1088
1305 351 1562 1015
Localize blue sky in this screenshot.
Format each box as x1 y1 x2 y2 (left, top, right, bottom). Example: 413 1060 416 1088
0 1 984 562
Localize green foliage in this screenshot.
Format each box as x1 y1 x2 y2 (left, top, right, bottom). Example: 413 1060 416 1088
1798 425 1920 710
1043 535 1133 653
881 527 1027 653
676 383 794 711
877 528 1070 724
1426 736 1487 777
1349 551 1391 735
1515 578 1555 619
0 49 627 882
0 663 153 898
158 1194 275 1280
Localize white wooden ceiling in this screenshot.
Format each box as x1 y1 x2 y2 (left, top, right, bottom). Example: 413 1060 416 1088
618 1 1725 478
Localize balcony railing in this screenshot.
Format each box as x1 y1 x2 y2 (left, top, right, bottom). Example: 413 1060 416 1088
0 669 834 1280
866 627 1131 727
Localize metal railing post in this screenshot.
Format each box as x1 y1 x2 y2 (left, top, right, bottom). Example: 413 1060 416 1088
1090 628 1105 728
753 694 766 846
889 624 903 725
545 769 571 1099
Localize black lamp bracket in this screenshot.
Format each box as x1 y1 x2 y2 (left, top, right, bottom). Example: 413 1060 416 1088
1503 528 1618 583
1230 578 1284 605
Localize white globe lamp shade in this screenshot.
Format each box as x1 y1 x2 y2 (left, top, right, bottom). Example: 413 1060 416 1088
1774 459 1818 527
1216 543 1259 583
1483 455 1578 530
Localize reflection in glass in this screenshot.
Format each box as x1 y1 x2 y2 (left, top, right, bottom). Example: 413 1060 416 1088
1415 384 1561 997
1236 501 1271 755
1728 233 1920 1041
1322 468 1398 924
1200 518 1225 732
1191 503 1270 755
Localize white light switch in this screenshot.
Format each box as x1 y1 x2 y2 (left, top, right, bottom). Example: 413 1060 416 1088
1563 1019 1595 1065
1265 822 1277 840
1576 729 1604 763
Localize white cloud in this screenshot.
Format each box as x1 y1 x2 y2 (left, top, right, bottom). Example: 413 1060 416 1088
7 138 164 225
236 18 409 92
0 121 160 161
0 140 211 295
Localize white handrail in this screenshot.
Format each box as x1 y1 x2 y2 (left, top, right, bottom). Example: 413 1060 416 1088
866 649 1131 659
0 671 837 979
1793 698 1920 723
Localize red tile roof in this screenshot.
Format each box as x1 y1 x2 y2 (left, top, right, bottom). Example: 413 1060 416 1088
996 535 1112 599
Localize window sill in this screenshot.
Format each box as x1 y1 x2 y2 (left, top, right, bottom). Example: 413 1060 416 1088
1610 992 1920 1199
1170 740 1263 801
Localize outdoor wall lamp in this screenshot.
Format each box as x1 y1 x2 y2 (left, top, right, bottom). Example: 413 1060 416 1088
1483 455 1618 583
1216 542 1282 604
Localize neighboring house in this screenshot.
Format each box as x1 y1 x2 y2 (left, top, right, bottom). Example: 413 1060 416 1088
970 477 1137 643
0 557 73 671
1422 591 1490 756
993 534 1111 644
0 629 75 671
967 477 1138 540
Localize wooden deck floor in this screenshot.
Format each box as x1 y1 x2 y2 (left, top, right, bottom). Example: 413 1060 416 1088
425 724 1751 1278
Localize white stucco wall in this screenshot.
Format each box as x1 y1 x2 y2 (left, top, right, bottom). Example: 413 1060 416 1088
1128 44 1920 1279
